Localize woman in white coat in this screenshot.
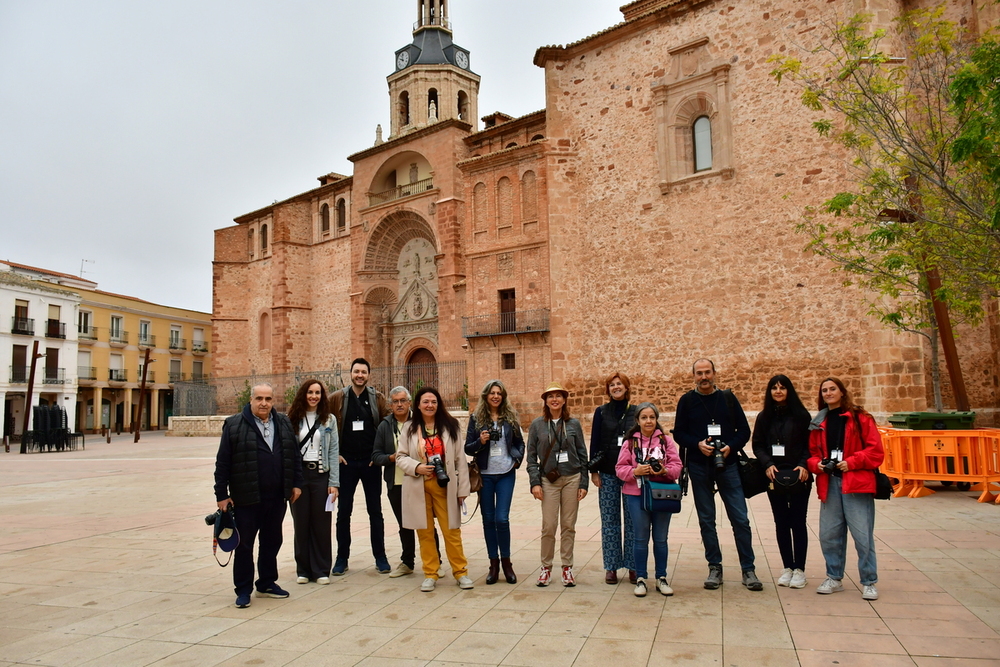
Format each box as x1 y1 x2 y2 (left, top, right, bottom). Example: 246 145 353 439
396 386 473 592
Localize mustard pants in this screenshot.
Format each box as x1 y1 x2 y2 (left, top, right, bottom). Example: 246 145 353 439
419 477 468 580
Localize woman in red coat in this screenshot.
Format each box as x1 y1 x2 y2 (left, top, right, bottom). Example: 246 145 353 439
807 377 884 601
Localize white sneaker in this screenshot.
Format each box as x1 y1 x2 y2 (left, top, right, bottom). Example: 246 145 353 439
634 578 647 597
420 577 436 592
317 577 330 585
789 569 807 589
777 568 793 587
816 577 844 594
389 563 413 578
657 576 673 596
458 575 474 590
862 584 879 600
296 576 308 584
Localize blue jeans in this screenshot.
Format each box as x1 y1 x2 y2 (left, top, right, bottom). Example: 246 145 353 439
688 461 755 571
598 472 634 571
819 475 878 585
625 493 671 579
480 469 516 559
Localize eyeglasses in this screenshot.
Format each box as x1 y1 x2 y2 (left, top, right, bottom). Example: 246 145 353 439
261 423 270 438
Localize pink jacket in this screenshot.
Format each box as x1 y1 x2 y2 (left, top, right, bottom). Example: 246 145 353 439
615 429 683 496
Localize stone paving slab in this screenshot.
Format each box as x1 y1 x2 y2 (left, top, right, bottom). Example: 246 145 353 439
1 431 999 666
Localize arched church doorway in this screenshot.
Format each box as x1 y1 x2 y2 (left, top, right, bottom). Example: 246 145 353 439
407 348 438 392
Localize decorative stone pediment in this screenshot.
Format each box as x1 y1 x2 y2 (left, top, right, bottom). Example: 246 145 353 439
391 280 438 324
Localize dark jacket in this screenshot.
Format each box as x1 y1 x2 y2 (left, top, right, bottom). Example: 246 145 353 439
464 415 525 473
214 404 303 505
328 385 391 440
672 388 751 468
751 405 811 473
589 400 638 476
525 417 588 490
371 414 408 488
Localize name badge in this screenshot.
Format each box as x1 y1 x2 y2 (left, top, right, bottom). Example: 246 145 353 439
831 449 843 460
772 444 786 457
617 436 624 448
556 451 569 463
352 420 365 432
707 424 722 437
490 444 503 458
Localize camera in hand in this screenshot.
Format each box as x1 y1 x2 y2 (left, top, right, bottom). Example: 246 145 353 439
428 454 450 487
488 427 501 442
709 438 727 470
640 458 663 474
204 511 220 526
820 458 842 476
586 450 605 472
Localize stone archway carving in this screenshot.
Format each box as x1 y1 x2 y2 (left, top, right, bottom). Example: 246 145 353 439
363 209 436 273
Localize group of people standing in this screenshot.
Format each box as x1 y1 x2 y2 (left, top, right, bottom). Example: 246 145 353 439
213 356 885 609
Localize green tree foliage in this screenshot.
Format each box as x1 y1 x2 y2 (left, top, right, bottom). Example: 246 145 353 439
769 7 999 333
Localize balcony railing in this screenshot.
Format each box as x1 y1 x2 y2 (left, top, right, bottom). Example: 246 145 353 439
138 334 156 348
108 369 127 382
42 368 65 384
11 317 34 335
169 337 187 351
461 308 551 338
9 366 28 383
78 325 98 341
368 177 434 207
138 370 155 383
192 340 209 353
190 372 210 382
45 320 66 339
169 371 185 382
78 366 97 380
414 16 450 30
109 331 128 345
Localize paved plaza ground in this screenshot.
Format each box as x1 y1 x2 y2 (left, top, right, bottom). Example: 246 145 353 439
1 431 999 667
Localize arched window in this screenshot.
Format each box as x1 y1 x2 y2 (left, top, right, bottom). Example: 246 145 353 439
693 116 713 172
530 134 545 142
496 177 513 228
248 228 255 259
428 88 438 120
320 203 330 234
473 182 488 231
260 224 269 253
259 312 270 350
505 142 518 149
457 91 469 121
336 198 346 233
521 171 537 223
399 91 410 126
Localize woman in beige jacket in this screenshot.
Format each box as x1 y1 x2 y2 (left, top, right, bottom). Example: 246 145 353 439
395 386 473 592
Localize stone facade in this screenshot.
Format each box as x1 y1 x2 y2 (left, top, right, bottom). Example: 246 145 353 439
212 0 999 427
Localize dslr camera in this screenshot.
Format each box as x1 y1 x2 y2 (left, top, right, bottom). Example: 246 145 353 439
428 454 450 487
487 426 501 443
586 449 606 472
639 458 663 474
820 459 842 476
708 438 727 470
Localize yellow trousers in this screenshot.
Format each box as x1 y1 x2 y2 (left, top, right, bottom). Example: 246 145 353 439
418 477 468 580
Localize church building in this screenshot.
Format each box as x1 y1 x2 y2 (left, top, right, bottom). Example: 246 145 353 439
212 0 999 423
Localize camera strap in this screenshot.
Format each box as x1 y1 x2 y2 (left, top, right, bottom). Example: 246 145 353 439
213 536 234 567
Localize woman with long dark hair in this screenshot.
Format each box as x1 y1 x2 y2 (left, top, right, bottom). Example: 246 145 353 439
589 371 638 585
395 386 473 592
751 375 812 589
615 402 682 597
286 379 339 584
465 380 524 584
807 377 884 601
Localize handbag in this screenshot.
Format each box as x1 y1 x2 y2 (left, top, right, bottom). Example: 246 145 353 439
874 468 893 500
641 478 682 514
468 459 483 494
736 450 769 498
770 468 804 494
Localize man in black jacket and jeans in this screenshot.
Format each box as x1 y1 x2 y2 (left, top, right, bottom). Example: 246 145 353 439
673 359 762 591
214 383 303 608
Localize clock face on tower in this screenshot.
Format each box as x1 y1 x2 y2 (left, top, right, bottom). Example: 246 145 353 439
396 51 410 70
455 51 468 69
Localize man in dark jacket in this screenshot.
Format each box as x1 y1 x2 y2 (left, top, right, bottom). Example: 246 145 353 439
673 359 762 592
327 358 391 574
214 383 303 608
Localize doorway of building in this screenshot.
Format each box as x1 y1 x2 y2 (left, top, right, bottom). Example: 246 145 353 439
406 348 438 393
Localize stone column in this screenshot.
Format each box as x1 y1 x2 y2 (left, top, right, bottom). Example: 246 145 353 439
93 387 103 431
0 390 5 441
150 388 160 430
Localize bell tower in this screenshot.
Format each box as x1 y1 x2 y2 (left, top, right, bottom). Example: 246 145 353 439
387 0 480 138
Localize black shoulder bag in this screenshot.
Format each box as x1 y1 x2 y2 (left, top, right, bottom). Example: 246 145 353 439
852 411 892 500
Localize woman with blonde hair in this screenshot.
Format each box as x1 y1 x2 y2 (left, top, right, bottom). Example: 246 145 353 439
465 379 524 584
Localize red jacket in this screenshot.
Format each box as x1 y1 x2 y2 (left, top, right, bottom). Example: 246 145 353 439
807 408 884 501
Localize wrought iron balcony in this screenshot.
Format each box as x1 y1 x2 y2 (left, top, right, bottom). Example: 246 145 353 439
9 366 28 383
11 317 33 335
42 368 65 384
368 177 434 207
138 370 155 383
109 331 129 346
169 371 185 382
138 334 156 348
78 325 98 341
169 337 187 351
108 369 128 382
462 308 551 339
190 372 210 382
192 341 209 353
45 320 66 339
78 366 97 380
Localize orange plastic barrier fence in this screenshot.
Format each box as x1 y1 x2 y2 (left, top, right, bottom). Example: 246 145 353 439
878 428 1000 504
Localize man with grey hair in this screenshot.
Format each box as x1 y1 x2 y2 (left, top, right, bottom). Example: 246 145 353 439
214 383 303 608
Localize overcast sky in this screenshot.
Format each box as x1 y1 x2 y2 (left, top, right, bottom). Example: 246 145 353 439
0 1 624 313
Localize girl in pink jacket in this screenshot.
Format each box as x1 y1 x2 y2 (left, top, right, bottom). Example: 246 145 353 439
616 402 682 597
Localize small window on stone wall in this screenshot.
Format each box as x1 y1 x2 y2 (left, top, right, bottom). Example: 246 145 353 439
321 203 330 234
248 228 255 259
693 116 712 172
261 224 269 254
259 312 270 350
501 353 515 370
337 198 346 234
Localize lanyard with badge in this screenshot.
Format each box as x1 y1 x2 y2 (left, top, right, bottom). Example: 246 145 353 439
615 403 631 449
352 390 368 432
550 420 569 464
697 392 724 441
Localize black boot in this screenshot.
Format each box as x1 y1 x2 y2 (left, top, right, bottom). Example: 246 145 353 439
486 558 500 585
501 557 517 584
